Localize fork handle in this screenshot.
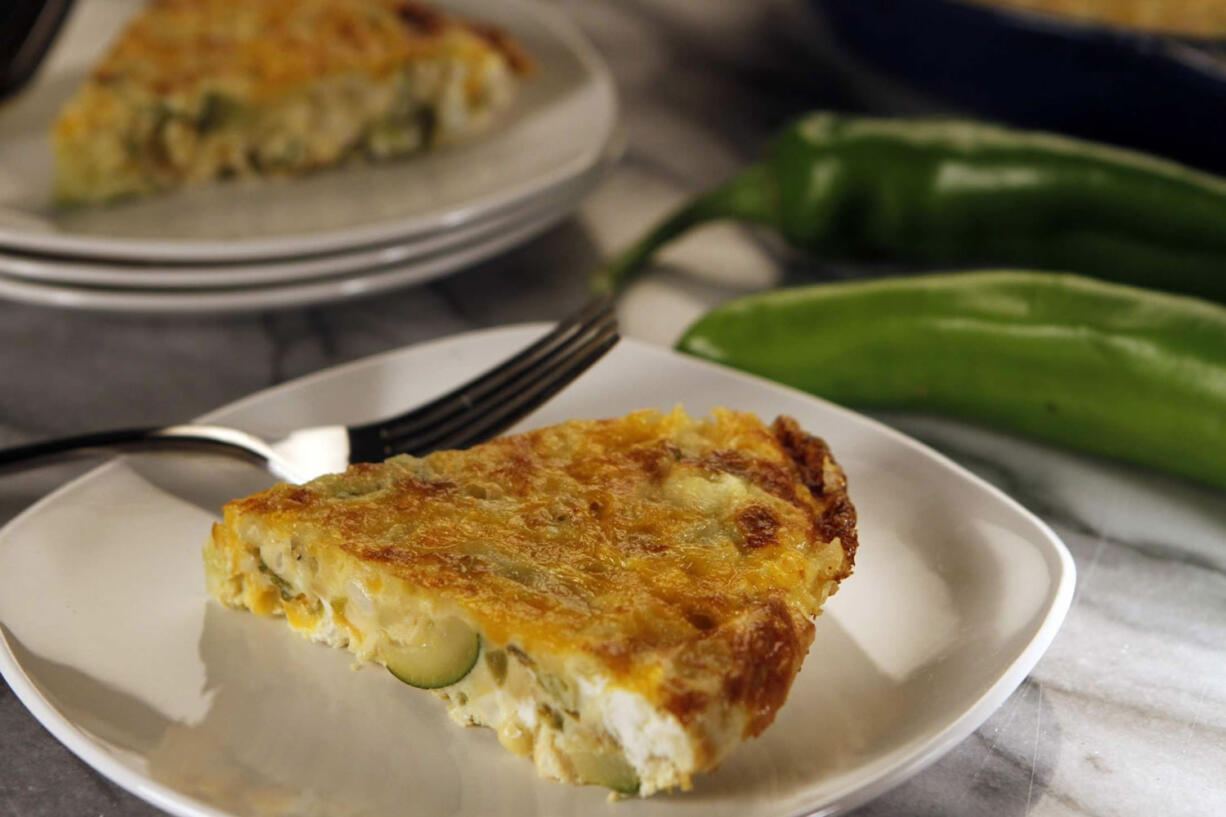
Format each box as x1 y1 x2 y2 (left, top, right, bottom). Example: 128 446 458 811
0 425 274 476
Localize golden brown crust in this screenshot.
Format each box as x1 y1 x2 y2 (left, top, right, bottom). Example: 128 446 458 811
87 0 533 96
219 408 857 739
53 0 534 203
723 599 814 736
771 415 859 581
734 505 780 551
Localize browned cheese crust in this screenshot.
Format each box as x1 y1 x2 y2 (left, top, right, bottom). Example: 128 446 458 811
219 409 857 740
52 0 534 203
86 0 532 96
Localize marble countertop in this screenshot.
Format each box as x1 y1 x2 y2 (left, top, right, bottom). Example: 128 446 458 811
1 1 1223 815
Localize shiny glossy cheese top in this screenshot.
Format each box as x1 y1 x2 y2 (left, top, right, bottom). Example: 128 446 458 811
219 408 857 735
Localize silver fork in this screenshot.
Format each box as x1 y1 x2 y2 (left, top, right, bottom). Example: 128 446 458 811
0 297 618 484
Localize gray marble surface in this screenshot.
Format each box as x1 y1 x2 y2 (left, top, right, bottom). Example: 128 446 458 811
1 1 1224 815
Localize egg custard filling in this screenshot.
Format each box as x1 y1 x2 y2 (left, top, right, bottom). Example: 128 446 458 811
204 408 858 796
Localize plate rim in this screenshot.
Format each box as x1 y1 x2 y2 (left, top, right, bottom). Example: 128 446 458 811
0 136 620 288
0 189 584 313
0 327 1076 817
0 0 618 263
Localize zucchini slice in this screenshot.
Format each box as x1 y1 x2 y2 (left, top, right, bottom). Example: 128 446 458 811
570 750 641 795
382 617 480 689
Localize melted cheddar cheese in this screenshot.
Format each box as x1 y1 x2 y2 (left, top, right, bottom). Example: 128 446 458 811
205 408 857 795
52 0 532 203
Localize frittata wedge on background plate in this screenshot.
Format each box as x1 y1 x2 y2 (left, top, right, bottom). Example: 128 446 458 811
204 408 858 796
52 0 533 204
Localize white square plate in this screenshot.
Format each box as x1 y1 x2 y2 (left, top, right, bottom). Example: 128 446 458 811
0 0 616 262
0 144 617 289
0 180 593 313
0 327 1074 817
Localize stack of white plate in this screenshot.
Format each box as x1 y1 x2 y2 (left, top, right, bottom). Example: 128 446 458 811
0 0 618 313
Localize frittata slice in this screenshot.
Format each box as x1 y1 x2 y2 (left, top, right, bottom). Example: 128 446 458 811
204 408 858 796
52 0 533 204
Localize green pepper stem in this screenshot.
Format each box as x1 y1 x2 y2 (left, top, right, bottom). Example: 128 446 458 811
591 163 776 295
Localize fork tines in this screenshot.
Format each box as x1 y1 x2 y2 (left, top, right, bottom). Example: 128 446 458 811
349 296 619 462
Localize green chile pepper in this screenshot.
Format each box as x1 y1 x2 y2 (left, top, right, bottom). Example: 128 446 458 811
676 271 1226 491
594 114 1226 299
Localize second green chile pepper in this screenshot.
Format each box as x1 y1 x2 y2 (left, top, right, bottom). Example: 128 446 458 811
594 113 1226 299
677 271 1226 491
